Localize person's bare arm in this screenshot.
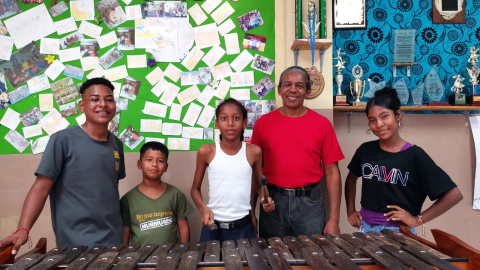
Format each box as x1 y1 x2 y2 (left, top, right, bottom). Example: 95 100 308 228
0 174 53 254
123 227 131 245
323 162 341 235
177 219 190 243
250 145 274 212
345 171 362 228
191 145 214 226
385 188 463 227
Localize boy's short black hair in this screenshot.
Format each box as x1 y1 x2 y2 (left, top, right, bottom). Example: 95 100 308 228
79 77 115 95
140 142 169 161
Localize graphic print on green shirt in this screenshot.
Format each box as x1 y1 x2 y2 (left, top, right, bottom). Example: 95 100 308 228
120 183 195 246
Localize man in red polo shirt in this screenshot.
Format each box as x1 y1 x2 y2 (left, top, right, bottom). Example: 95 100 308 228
251 66 344 238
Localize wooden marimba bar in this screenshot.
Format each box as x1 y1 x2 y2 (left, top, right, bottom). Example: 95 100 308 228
0 229 476 270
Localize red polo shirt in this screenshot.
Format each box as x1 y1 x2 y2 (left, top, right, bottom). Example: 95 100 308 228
251 109 344 188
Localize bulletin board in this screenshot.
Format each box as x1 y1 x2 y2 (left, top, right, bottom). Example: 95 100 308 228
0 0 276 155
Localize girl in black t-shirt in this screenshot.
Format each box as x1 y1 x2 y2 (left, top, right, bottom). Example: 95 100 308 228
345 87 463 234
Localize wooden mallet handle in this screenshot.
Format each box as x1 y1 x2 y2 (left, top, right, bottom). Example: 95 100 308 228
260 175 269 203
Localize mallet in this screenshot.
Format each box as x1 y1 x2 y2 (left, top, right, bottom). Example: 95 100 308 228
208 220 217 231
260 175 270 203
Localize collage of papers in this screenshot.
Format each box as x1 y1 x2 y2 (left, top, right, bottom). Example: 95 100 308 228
0 0 275 154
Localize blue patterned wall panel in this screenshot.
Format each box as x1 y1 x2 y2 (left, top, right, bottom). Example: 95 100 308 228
332 0 480 109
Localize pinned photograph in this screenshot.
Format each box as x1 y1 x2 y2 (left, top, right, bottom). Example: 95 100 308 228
80 39 99 57
247 113 264 128
181 71 199 86
119 125 144 150
99 47 123 69
0 42 50 89
49 1 68 17
51 77 79 105
71 0 95 21
60 32 84 49
95 0 127 29
237 10 264 31
108 113 120 135
240 100 275 114
198 67 212 85
119 76 141 100
204 127 213 141
5 130 29 153
20 106 43 126
115 97 128 113
0 21 8 35
251 54 275 75
251 75 275 99
0 0 22 20
141 1 187 18
0 73 10 109
8 85 30 104
63 65 84 80
27 74 50 94
117 27 134 50
59 102 79 117
242 33 266 52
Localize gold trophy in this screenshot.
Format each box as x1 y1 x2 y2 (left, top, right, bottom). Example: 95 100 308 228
350 64 366 106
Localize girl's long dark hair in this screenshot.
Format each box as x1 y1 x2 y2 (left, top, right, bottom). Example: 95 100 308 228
215 98 247 141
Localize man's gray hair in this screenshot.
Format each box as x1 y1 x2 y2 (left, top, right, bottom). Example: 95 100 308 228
278 66 312 90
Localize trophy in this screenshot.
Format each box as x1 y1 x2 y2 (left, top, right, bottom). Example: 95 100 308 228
426 65 449 106
466 46 480 105
333 48 348 106
302 1 321 38
449 75 467 105
350 64 366 106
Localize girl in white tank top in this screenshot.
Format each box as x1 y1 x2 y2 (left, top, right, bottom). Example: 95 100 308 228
190 98 275 243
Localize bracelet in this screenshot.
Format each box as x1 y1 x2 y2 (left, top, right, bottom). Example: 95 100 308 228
417 215 426 237
14 228 30 234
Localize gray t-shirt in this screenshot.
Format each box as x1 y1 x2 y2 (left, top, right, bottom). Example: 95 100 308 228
35 126 125 248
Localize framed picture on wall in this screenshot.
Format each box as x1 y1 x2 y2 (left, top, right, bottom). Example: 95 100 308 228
432 0 466 24
333 0 366 30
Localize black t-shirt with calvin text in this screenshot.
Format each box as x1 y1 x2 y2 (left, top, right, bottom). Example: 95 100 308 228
348 140 457 216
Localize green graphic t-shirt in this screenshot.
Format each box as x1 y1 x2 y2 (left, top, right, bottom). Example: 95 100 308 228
120 183 195 245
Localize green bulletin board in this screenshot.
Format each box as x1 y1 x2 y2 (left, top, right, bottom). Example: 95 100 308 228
0 0 276 154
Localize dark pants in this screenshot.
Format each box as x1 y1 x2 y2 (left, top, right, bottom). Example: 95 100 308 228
200 216 257 246
259 184 325 239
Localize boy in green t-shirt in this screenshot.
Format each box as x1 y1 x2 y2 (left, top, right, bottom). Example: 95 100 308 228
121 142 194 245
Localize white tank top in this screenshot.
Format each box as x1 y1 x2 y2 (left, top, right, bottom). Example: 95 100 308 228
207 142 252 222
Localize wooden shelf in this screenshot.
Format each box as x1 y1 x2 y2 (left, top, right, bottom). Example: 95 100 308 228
334 106 480 112
391 62 417 66
291 39 332 51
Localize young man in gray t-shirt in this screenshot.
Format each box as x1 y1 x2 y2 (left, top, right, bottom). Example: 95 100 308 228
0 78 126 253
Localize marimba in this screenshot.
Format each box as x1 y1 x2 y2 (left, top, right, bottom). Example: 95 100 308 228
0 227 478 270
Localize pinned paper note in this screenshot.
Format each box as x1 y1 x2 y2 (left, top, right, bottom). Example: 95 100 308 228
183 103 202 127
193 23 220 49
141 119 163 133
40 38 60 55
23 125 43 139
145 137 165 144
78 20 102 38
0 108 21 130
231 50 254 72
197 85 215 106
80 57 100 71
164 64 182 82
45 60 66 80
224 33 240 55
202 45 226 68
5 130 30 152
143 101 167 118
188 4 208 25
215 79 231 99
197 105 215 128
169 103 182 121
104 65 128 81
151 78 169 97
231 71 255 87
217 19 235 36
211 62 232 81
181 46 205 71
39 94 54 111
0 36 13 60
167 137 190 150
59 47 81 62
177 85 201 106
211 2 234 24
55 17 78 35
159 84 180 106
162 122 182 135
127 55 147 68
146 67 164 85
182 126 203 139
31 136 50 154
38 109 70 135
27 75 51 94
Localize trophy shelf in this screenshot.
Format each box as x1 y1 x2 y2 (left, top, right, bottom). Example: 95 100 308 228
333 106 480 112
291 39 333 50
